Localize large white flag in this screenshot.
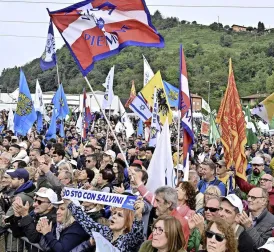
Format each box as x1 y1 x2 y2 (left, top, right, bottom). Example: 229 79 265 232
7 107 14 132
76 113 83 136
102 66 115 109
143 55 154 87
34 79 44 114
119 100 134 138
146 120 174 193
202 99 211 113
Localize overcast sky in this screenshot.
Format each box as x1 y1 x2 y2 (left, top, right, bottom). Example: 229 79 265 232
0 0 274 75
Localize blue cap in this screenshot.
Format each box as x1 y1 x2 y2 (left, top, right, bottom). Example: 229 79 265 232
7 169 29 182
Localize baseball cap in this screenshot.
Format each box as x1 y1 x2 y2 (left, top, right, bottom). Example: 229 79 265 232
174 164 184 171
7 169 29 182
104 150 116 162
222 194 243 213
19 142 28 149
35 187 58 203
217 160 226 167
258 237 274 251
251 156 264 165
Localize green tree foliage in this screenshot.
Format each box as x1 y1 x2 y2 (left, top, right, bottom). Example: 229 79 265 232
258 21 265 33
1 14 274 110
220 35 233 47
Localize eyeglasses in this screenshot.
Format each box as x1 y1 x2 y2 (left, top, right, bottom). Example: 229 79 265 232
204 207 219 213
206 230 226 242
34 198 50 205
217 165 223 168
152 226 164 235
259 178 272 183
252 164 263 167
247 195 265 201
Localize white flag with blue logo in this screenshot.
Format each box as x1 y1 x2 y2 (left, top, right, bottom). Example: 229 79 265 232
102 66 115 110
143 55 154 87
149 88 161 147
40 20 57 71
129 94 152 122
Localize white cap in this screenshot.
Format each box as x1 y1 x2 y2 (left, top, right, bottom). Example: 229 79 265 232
104 150 116 162
35 187 58 203
174 164 184 171
258 237 274 251
19 142 28 149
222 194 243 213
251 156 264 165
69 159 77 167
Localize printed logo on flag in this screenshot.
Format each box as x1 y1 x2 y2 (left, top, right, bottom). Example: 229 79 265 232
16 94 33 116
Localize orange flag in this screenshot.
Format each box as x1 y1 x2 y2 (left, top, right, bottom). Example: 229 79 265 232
216 58 247 180
125 80 136 108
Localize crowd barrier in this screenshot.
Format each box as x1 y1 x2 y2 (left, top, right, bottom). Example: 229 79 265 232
4 229 44 252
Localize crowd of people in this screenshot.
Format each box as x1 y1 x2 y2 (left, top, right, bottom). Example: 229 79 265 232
0 111 274 252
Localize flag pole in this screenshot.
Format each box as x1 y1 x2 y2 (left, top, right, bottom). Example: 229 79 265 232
56 63 61 85
84 77 129 167
105 107 111 151
176 109 181 182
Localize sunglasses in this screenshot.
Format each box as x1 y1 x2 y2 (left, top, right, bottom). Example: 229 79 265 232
259 178 272 183
204 207 219 213
85 160 92 163
206 230 226 242
34 198 50 205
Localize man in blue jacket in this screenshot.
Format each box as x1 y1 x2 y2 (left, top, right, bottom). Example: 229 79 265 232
197 160 226 196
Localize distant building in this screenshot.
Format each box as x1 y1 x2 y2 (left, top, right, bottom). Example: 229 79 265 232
191 93 202 111
232 24 247 32
241 93 268 106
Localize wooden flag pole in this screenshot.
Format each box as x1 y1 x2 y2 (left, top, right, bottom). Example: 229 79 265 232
105 107 112 151
56 63 61 85
84 77 129 167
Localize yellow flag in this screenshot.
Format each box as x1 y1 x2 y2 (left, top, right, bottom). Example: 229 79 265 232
140 71 172 125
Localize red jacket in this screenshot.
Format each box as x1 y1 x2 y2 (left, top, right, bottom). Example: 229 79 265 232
236 176 274 214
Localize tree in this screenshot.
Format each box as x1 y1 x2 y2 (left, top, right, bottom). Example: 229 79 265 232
246 26 254 32
258 21 265 33
192 21 197 25
266 72 274 93
153 10 163 20
209 22 223 31
224 25 230 30
220 35 233 47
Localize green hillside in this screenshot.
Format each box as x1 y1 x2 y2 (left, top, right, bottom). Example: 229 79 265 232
1 12 274 110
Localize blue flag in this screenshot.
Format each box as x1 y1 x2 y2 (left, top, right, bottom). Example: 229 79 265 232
52 84 69 120
59 120 65 138
163 81 179 108
36 112 43 133
40 20 57 71
14 69 37 136
137 119 143 137
45 109 56 140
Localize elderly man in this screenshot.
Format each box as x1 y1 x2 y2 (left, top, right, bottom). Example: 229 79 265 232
247 156 266 186
239 187 274 251
0 152 12 170
133 169 190 243
236 172 274 214
11 187 57 243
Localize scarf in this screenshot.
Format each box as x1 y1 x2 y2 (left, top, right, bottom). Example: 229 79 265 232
56 223 65 240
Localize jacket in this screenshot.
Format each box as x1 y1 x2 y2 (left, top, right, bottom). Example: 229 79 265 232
6 180 36 217
197 177 226 196
16 208 57 243
236 176 274 214
139 240 186 252
235 225 254 252
41 221 90 252
68 203 144 252
245 208 274 251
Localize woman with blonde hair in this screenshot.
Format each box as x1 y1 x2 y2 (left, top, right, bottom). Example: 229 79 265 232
139 215 186 252
199 220 238 252
204 186 221 203
37 201 90 251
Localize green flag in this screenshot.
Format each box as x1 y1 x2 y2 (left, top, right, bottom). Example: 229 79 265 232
209 113 220 144
244 105 258 146
269 117 274 129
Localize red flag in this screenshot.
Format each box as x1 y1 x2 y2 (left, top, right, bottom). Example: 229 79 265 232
216 59 247 180
125 80 136 108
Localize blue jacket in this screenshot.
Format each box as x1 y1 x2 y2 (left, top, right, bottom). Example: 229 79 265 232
197 177 226 196
42 221 90 252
